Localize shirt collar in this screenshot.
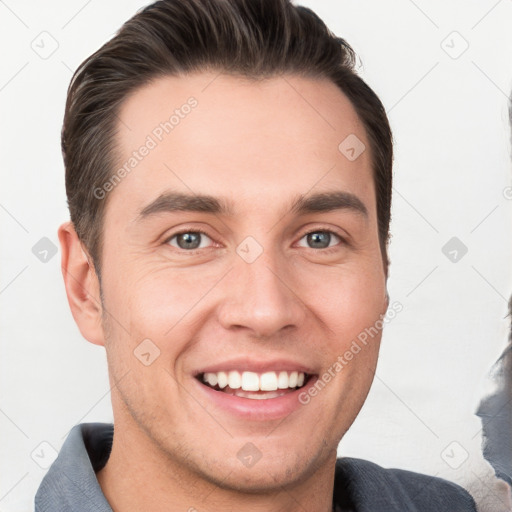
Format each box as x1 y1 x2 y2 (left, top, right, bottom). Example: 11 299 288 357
35 423 113 511
35 422 473 512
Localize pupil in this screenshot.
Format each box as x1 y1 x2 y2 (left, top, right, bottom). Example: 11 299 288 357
178 232 201 249
308 232 330 249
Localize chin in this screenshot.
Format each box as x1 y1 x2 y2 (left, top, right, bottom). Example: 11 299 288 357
195 443 328 494
205 461 308 494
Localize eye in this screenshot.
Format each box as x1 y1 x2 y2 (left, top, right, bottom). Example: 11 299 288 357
167 230 214 250
165 229 346 252
297 230 343 249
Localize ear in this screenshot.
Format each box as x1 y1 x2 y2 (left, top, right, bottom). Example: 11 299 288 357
58 221 106 346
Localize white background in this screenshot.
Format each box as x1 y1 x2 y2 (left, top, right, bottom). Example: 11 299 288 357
1 1 512 510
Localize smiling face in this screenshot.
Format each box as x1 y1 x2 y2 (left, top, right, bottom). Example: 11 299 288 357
84 72 388 493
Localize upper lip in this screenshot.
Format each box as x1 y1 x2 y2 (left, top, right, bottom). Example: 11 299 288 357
193 357 318 377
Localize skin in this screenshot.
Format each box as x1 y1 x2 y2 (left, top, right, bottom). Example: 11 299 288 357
59 72 389 512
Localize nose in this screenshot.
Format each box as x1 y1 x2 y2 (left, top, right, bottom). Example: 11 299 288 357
216 247 306 339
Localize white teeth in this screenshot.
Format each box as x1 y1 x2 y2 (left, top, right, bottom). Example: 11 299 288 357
205 373 218 387
233 390 286 400
260 372 278 391
241 371 260 391
277 371 289 389
227 370 241 389
202 370 307 392
217 371 228 389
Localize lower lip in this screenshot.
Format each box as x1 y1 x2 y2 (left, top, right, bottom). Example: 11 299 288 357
193 376 318 421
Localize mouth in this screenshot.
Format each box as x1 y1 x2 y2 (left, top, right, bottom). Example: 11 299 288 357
195 370 314 400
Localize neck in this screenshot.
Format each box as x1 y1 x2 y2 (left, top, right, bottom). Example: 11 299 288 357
96 422 337 512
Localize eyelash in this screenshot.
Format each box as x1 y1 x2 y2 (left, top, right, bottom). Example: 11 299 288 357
164 227 347 253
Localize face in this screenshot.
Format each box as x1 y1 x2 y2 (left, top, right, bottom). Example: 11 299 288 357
95 72 388 490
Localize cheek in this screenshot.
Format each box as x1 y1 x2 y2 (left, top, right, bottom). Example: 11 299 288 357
139 264 219 311
101 272 192 404
300 263 386 341
104 262 209 328
104 267 223 366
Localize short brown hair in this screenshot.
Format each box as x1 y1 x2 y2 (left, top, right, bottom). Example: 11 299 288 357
62 0 393 280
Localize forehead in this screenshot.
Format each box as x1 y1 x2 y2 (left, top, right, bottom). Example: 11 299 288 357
109 72 375 219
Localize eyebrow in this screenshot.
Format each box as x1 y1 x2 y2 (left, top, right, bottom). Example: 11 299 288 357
135 190 368 221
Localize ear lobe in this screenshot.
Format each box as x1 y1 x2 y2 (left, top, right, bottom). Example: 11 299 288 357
58 221 106 346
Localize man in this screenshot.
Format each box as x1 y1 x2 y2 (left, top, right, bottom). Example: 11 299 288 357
35 0 477 510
